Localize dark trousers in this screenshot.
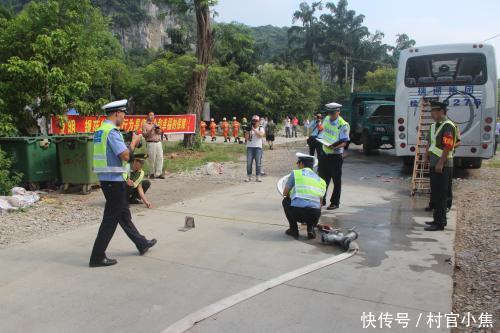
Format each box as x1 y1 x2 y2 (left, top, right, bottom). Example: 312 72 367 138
282 197 321 234
429 167 452 227
128 180 151 202
90 181 149 262
428 169 453 209
318 154 343 205
308 138 322 157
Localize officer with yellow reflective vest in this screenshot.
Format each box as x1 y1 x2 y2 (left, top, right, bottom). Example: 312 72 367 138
317 102 350 210
89 100 157 268
424 100 458 232
282 153 327 240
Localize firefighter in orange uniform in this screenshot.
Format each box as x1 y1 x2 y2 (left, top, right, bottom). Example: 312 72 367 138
221 117 230 142
200 120 207 141
209 118 217 142
232 117 241 143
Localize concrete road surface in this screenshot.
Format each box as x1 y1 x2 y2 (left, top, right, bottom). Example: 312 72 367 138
0 148 454 333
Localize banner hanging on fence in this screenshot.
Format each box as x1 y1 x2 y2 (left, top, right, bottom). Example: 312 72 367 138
50 114 197 135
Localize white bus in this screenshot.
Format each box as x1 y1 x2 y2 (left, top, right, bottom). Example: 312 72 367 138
395 43 497 168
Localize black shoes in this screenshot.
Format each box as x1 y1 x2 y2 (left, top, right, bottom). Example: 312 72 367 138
89 239 157 268
89 257 117 268
326 203 339 210
129 198 141 205
424 225 444 231
307 230 316 240
425 221 437 226
157 175 166 179
139 239 157 255
285 229 299 240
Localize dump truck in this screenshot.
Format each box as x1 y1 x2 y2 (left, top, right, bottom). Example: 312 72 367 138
339 92 395 154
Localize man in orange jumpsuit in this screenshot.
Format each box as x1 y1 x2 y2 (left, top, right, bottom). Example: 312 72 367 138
209 118 217 142
200 120 207 141
221 117 230 142
232 117 241 143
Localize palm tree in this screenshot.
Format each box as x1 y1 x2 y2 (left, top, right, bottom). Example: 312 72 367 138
288 1 323 65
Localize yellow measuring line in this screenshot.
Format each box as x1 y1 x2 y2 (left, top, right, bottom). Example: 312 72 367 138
152 207 286 227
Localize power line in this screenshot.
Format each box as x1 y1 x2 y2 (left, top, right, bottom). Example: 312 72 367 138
481 33 500 42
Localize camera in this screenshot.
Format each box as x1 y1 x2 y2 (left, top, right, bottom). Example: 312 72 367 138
242 123 252 133
122 131 143 148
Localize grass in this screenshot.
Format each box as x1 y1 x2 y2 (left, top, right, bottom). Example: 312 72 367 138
143 141 246 174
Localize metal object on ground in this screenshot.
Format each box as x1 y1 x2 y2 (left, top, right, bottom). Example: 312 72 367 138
178 216 195 232
320 226 359 250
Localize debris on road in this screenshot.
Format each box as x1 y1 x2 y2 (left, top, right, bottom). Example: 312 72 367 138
0 187 40 214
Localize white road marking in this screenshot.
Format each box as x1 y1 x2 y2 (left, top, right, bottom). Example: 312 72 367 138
160 245 358 333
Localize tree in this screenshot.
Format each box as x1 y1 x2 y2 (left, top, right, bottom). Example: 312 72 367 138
0 0 127 133
213 22 256 73
288 1 323 65
390 33 416 64
360 67 397 92
132 52 196 114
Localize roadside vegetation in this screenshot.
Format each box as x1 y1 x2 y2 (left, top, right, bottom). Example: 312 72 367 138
0 0 415 136
154 141 245 174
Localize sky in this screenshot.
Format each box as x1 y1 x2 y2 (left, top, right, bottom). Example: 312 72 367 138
214 0 500 72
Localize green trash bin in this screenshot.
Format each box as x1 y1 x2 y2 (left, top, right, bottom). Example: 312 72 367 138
0 136 59 184
56 135 98 194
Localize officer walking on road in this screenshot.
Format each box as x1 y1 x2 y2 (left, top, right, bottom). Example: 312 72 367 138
424 101 457 232
89 100 157 267
318 102 350 210
282 153 326 240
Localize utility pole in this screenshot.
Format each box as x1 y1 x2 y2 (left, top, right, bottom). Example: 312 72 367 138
351 66 355 93
345 56 349 86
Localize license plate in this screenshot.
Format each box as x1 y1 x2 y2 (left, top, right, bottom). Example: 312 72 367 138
381 136 390 141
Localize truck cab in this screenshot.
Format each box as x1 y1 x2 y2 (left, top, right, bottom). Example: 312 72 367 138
357 101 395 154
341 92 395 154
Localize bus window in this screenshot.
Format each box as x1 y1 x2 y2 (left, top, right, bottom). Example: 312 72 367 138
405 53 487 87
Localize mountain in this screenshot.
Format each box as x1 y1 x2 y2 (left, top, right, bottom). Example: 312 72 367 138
251 25 289 62
0 0 186 49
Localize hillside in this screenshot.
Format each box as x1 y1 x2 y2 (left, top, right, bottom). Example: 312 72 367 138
1 0 288 53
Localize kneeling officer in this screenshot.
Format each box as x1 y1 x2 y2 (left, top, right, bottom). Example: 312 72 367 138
89 99 157 268
282 153 327 240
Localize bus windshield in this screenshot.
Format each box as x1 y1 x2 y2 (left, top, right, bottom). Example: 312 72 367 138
405 53 487 87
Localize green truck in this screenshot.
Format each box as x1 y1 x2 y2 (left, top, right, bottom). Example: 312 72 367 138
340 92 395 154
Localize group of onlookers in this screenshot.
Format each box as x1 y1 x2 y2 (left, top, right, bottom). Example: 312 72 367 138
283 116 300 138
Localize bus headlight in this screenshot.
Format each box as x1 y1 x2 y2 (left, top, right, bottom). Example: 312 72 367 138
483 133 491 141
399 133 406 140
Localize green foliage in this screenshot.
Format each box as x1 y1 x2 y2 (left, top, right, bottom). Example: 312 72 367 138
0 147 21 195
206 61 323 120
0 113 18 136
251 25 289 62
213 22 256 73
132 52 196 114
0 0 128 133
360 67 397 92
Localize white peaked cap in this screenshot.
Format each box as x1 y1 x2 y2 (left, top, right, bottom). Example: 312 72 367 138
325 102 342 109
296 152 318 168
102 99 128 111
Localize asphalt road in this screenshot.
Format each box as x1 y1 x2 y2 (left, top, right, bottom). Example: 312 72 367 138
0 145 454 333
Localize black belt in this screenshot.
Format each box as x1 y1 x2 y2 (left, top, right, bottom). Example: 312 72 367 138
147 141 160 143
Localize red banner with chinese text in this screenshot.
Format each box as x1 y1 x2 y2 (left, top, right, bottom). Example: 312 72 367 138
50 114 197 135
